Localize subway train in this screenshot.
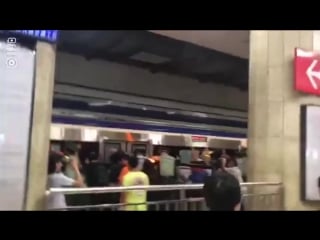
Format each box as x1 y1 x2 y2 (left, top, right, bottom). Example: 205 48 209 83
50 122 247 163
49 122 247 209
51 92 247 159
50 106 247 183
48 99 248 209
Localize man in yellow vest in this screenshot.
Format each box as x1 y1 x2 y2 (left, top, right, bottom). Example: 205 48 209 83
121 155 150 211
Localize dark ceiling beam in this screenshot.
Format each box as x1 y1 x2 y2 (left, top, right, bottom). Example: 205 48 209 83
57 30 248 90
58 48 246 89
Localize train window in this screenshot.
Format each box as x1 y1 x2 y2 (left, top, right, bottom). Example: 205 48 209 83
132 144 147 155
180 150 192 164
103 143 121 162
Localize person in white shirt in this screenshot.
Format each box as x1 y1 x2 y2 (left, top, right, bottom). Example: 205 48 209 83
225 158 244 184
46 152 84 210
134 150 146 171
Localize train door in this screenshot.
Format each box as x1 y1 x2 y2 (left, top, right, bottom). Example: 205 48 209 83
127 140 152 156
100 139 126 163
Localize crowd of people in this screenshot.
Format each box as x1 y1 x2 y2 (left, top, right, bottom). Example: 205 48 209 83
46 143 246 211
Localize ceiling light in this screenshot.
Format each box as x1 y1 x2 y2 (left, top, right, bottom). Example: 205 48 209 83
74 113 95 118
89 101 112 106
130 52 170 64
192 112 208 118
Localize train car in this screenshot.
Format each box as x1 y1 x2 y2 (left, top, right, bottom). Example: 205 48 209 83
51 89 247 156
49 122 247 162
48 90 248 209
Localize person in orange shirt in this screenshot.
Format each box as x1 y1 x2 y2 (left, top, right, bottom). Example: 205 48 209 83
118 154 130 205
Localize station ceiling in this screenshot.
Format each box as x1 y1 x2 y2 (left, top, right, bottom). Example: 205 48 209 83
57 30 249 90
149 30 249 59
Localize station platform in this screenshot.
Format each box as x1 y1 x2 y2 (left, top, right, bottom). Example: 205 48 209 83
46 182 283 211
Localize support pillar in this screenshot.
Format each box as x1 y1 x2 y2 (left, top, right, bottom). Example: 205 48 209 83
248 31 320 210
25 41 56 210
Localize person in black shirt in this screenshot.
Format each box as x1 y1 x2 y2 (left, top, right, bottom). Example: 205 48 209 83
108 151 128 185
85 152 108 187
107 151 129 205
203 171 241 211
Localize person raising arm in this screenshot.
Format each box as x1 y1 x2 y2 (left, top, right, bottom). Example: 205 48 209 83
46 152 84 210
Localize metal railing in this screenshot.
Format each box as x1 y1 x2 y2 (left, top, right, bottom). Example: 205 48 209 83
46 182 284 211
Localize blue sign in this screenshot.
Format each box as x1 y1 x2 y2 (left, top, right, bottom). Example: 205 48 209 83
0 30 58 43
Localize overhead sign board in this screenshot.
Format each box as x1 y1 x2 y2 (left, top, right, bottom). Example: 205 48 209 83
295 48 320 95
0 30 58 43
191 136 207 142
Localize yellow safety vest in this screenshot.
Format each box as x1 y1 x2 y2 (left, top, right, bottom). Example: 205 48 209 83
122 171 149 211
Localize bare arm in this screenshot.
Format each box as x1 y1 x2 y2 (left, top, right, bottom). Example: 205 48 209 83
71 158 84 187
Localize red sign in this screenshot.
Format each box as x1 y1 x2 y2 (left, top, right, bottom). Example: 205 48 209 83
191 136 207 142
295 48 320 95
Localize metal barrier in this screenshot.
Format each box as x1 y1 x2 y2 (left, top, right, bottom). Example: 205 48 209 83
46 182 284 211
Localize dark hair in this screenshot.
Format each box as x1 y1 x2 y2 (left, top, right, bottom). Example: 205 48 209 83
65 147 76 155
88 152 98 161
110 150 124 164
212 157 226 171
110 150 130 164
48 152 64 174
203 172 241 211
212 149 223 159
128 156 139 169
122 153 130 161
226 157 238 167
65 142 78 155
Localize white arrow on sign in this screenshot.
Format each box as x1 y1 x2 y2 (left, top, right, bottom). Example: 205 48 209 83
306 59 320 90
